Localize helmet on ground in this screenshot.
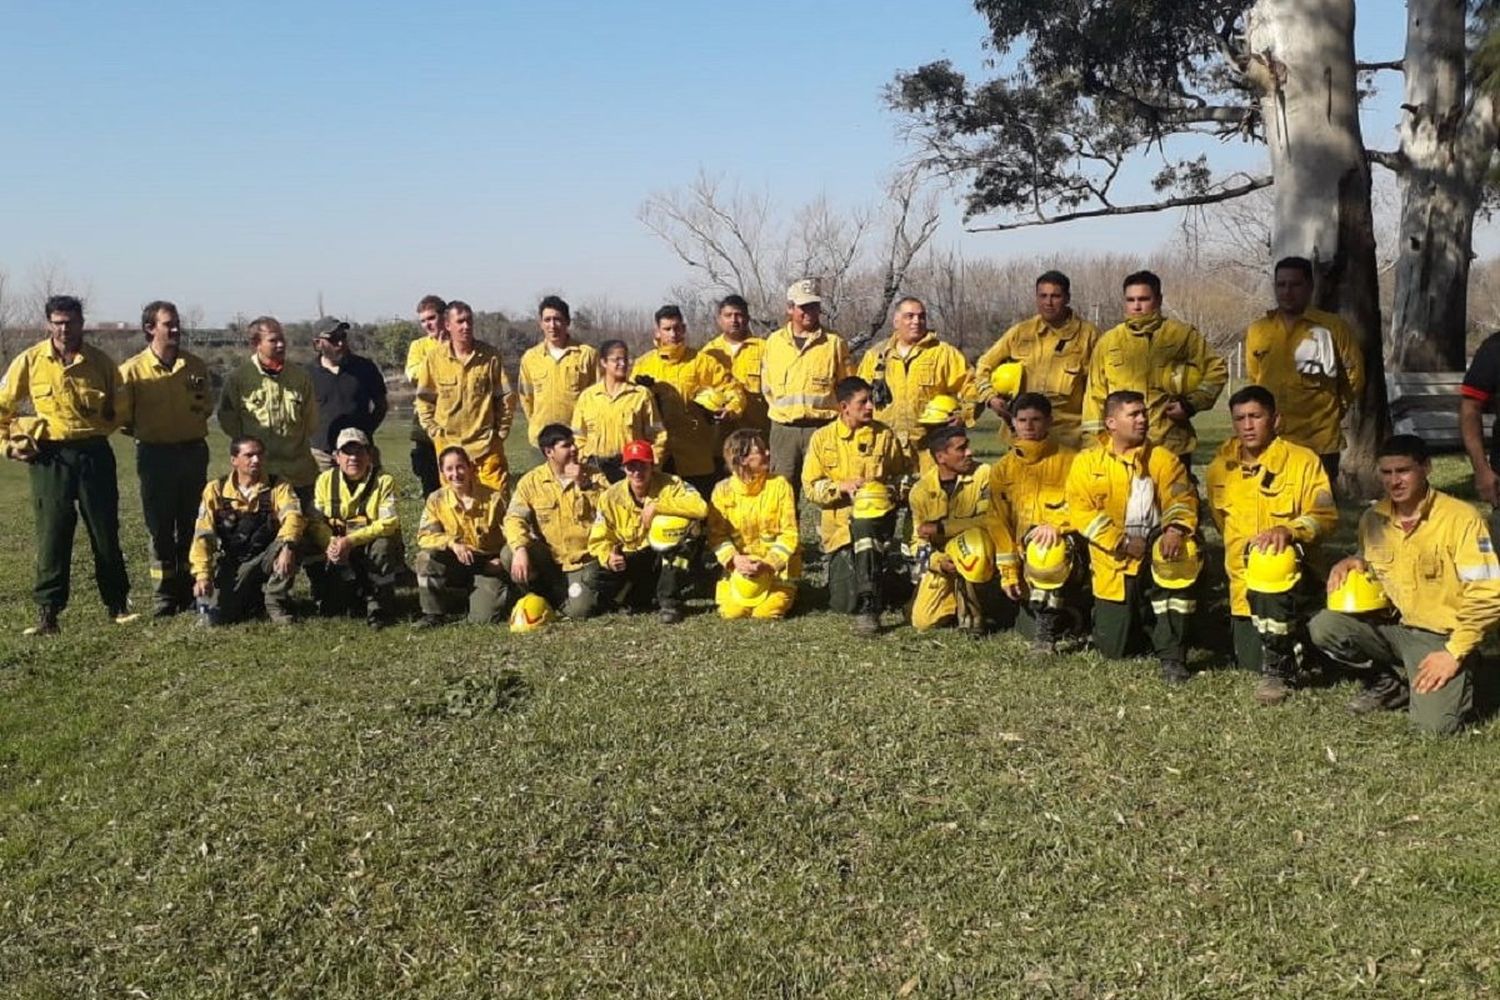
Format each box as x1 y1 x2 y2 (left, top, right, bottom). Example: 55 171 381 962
692 387 730 413
852 481 895 520
989 362 1024 399
1245 544 1301 595
1327 569 1390 613
648 514 695 551
621 439 655 465
918 393 962 426
509 593 553 633
1150 534 1202 590
945 527 997 584
727 569 772 608
1024 537 1071 591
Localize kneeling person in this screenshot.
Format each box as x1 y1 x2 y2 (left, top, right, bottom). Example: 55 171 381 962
1308 435 1500 734
305 428 404 626
414 446 512 627
588 439 708 623
189 435 305 624
709 429 801 619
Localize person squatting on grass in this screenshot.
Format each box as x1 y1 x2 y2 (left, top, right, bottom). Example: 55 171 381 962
413 446 512 628
708 429 801 620
302 427 404 628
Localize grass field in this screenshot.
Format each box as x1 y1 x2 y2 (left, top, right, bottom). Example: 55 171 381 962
4 411 1500 998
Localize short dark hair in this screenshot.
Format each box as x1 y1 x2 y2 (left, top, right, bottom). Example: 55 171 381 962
1274 256 1314 281
1010 392 1052 417
835 376 872 404
1378 434 1430 464
445 300 474 321
230 435 265 457
1122 270 1162 298
1228 384 1278 413
1036 270 1071 296
247 316 282 345
654 304 684 326
437 445 470 467
539 295 571 320
717 294 749 313
926 423 969 457
45 295 83 320
1104 389 1145 416
893 295 924 312
538 423 575 453
141 300 178 335
598 338 628 359
416 294 447 315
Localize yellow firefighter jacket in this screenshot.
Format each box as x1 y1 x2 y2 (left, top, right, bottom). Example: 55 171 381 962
855 332 975 451
587 470 709 562
217 355 320 487
414 340 516 466
307 468 402 549
503 461 611 570
702 334 770 433
0 338 120 442
1245 307 1364 455
802 418 910 553
518 341 598 446
990 438 1077 539
906 464 1019 585
708 473 801 579
761 324 851 425
571 381 667 465
416 484 508 555
189 474 304 580
632 345 744 478
1083 314 1228 457
116 347 212 444
975 313 1099 447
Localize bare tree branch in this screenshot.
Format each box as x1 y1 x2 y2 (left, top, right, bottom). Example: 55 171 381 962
1357 59 1404 73
966 176 1272 232
1366 147 1409 173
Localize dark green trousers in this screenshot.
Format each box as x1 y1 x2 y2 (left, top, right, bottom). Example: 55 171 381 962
415 548 511 623
1308 610 1473 735
1230 587 1301 676
31 437 130 613
499 545 603 620
304 535 405 616
768 421 824 501
1092 571 1192 661
136 439 210 612
206 539 295 623
828 512 902 614
598 542 697 613
410 419 439 497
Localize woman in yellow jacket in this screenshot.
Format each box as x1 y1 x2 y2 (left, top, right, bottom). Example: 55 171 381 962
708 429 801 619
413 446 512 627
571 339 667 482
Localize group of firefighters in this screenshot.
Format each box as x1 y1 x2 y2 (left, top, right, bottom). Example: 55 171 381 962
4 259 1500 735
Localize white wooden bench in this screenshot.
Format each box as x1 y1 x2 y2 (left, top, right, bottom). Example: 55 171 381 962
1385 370 1493 450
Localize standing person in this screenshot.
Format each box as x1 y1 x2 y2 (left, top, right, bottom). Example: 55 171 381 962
708 428 801 619
413 300 516 498
189 435 305 625
856 295 974 471
1067 390 1200 683
117 299 212 617
0 294 134 634
217 315 319 508
761 278 851 498
702 294 770 438
587 439 708 623
632 304 744 498
1244 257 1364 481
413 446 512 628
307 318 388 470
976 270 1100 449
803 376 911 634
1460 328 1500 540
518 295 597 447
1309 435 1500 735
1205 386 1338 705
303 429 404 627
572 339 666 482
405 294 448 497
1083 271 1228 474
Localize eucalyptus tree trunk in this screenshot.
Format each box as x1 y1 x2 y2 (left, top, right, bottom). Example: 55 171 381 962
1246 0 1388 495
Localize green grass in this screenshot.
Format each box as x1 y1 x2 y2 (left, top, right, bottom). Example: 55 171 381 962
4 412 1500 997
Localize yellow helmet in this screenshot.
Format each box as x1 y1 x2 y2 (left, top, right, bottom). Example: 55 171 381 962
1024 537 1071 591
647 514 695 551
1164 362 1203 397
1327 569 1391 613
692 386 729 413
1150 534 1202 590
509 593 553 633
1245 545 1301 595
726 569 772 608
917 393 962 426
989 361 1024 399
945 527 997 584
852 481 896 520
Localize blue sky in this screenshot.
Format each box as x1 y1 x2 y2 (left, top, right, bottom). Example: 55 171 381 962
0 0 1432 324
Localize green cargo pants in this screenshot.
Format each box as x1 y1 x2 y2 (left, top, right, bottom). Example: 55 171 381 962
415 547 511 623
205 539 295 623
1230 587 1302 676
1092 570 1192 662
1307 609 1473 735
828 511 903 615
500 545 603 620
304 535 405 617
768 421 824 501
598 542 697 614
136 438 210 613
31 437 131 613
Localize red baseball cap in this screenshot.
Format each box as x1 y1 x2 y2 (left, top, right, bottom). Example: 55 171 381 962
621 440 655 465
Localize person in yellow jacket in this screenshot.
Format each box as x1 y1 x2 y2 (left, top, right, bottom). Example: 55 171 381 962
1083 271 1228 472
217 315 320 505
587 439 708 623
1244 256 1364 480
518 295 598 448
414 446 512 628
405 294 448 497
0 294 134 634
990 393 1084 653
1205 386 1338 705
189 435 305 625
572 339 667 481
856 295 974 470
1310 435 1500 734
709 428 801 619
1067 390 1200 683
302 429 404 627
702 294 770 439
762 278 852 497
976 270 1100 449
907 425 1021 632
118 300 213 618
502 423 611 619
632 304 744 497
413 300 516 499
804 376 912 634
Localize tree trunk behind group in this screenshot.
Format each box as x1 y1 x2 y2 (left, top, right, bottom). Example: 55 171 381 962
1388 0 1498 372
1247 0 1389 496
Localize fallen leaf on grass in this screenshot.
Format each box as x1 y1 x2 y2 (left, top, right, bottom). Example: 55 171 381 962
898 974 919 996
